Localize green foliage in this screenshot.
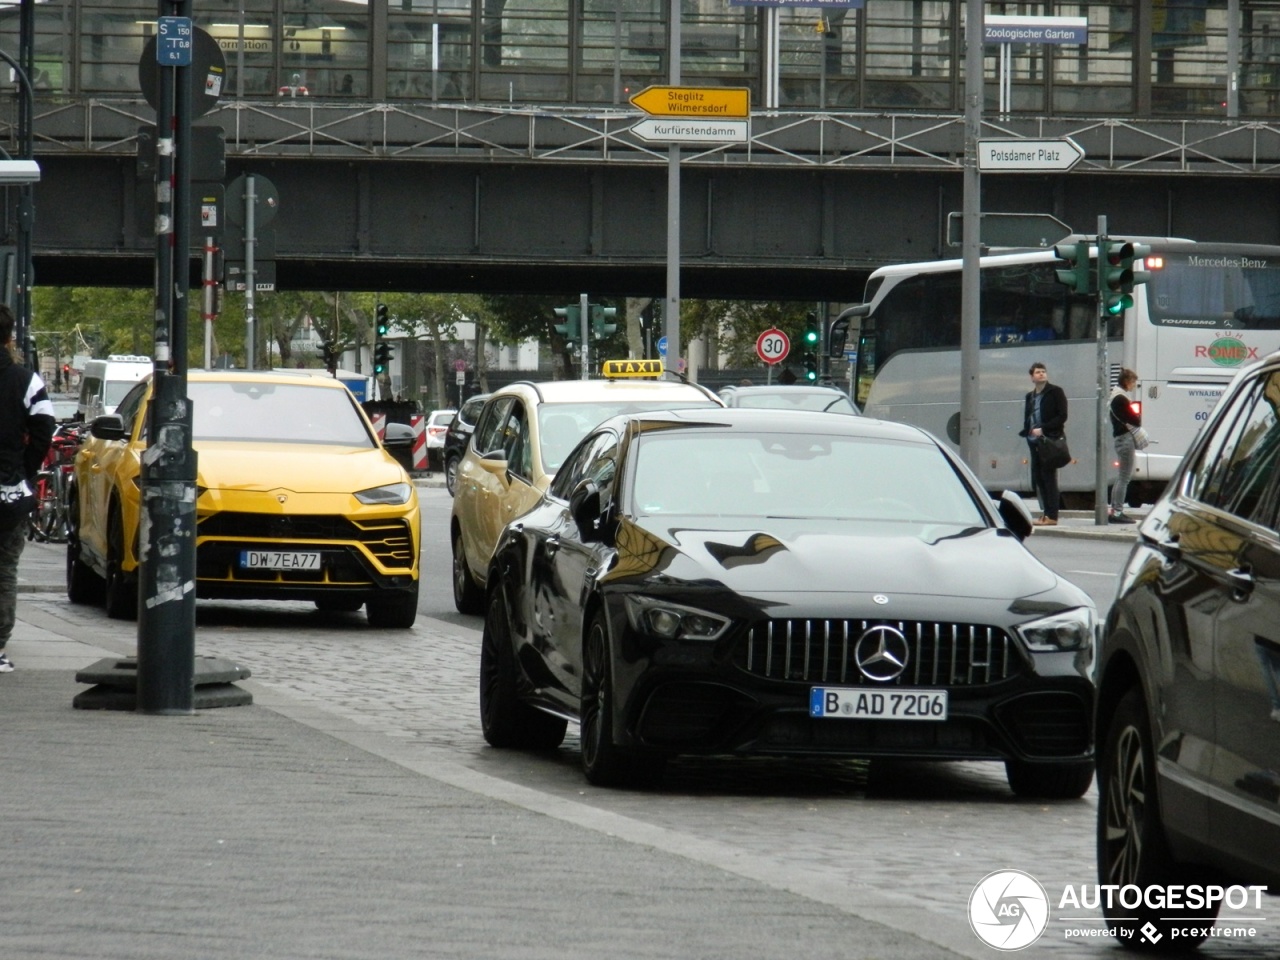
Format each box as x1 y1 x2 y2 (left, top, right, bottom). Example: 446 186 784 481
685 300 812 367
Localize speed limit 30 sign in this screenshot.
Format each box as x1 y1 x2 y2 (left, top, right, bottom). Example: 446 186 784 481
756 327 790 365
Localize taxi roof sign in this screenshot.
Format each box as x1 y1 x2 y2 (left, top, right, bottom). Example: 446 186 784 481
602 359 664 379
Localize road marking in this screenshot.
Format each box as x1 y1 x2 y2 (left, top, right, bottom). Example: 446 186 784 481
1067 570 1116 578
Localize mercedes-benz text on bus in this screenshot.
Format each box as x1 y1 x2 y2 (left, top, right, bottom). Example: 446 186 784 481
852 239 1280 504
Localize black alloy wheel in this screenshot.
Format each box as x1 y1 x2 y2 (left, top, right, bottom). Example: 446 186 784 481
1097 687 1213 950
104 503 137 620
581 612 664 788
452 529 483 615
478 590 567 749
65 489 104 604
445 454 460 496
364 580 420 629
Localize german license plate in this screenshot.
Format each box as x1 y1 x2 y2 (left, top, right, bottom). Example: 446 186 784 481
239 550 321 571
809 687 948 721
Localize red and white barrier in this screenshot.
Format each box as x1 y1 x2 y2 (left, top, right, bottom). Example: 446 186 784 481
410 414 428 471
370 412 387 440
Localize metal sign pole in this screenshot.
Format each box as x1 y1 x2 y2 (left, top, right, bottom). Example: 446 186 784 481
959 0 983 472
137 0 197 715
664 0 682 383
245 174 256 369
1095 215 1110 526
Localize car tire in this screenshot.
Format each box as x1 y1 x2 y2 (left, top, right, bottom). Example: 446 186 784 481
104 503 137 621
1005 759 1094 800
444 454 460 497
1097 686 1214 950
452 529 484 615
479 590 567 749
65 490 104 605
315 596 365 613
581 612 665 789
365 580 419 629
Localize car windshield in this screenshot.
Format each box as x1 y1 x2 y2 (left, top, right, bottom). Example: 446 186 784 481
539 400 715 474
631 430 986 524
188 381 374 446
105 379 143 406
732 391 858 414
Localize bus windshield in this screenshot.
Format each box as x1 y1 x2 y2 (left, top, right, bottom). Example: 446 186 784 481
1147 252 1280 330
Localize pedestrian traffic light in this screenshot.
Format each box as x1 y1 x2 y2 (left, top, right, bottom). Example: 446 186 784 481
1053 241 1092 294
590 304 618 338
553 305 581 339
373 340 393 374
802 351 818 381
375 303 390 338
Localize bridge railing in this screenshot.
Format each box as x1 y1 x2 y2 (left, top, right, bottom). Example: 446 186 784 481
9 97 1280 176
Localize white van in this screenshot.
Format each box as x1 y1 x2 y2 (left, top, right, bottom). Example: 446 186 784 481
76 355 153 421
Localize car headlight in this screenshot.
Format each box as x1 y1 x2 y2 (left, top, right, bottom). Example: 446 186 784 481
354 482 412 505
624 595 732 642
1016 607 1094 652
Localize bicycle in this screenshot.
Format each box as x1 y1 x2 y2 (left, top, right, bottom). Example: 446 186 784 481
26 423 84 544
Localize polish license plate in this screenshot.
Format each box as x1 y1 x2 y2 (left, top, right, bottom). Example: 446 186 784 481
809 687 948 721
239 550 321 571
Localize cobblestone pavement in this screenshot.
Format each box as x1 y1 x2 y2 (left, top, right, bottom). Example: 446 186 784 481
12 534 1279 959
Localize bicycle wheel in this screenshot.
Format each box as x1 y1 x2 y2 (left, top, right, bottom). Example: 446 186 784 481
29 474 56 542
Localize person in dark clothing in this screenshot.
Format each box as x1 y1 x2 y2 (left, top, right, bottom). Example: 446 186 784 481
0 305 56 672
1108 367 1142 524
1018 360 1068 526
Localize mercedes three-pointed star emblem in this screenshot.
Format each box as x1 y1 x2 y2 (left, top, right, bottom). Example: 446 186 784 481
854 624 910 682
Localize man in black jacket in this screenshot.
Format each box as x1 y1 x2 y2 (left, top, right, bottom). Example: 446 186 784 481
0 305 56 672
1018 361 1068 526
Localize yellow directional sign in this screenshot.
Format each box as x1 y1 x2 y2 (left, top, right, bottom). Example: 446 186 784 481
602 359 664 379
629 85 750 119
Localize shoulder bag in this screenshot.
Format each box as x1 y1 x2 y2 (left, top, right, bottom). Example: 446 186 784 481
1129 426 1150 450
1039 434 1072 469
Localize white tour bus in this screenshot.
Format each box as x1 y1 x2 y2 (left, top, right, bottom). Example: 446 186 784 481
853 238 1280 505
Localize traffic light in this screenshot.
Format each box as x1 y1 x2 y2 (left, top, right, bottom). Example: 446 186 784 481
375 303 390 338
1101 239 1148 316
322 341 339 369
553 305 581 339
802 351 818 381
803 313 820 350
802 314 820 380
590 304 618 338
373 340 393 374
1052 240 1092 294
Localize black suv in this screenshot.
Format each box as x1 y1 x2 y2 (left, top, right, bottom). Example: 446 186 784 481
443 392 489 496
1096 350 1280 949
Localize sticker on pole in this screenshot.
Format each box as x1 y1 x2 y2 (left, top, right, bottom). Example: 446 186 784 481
756 327 790 365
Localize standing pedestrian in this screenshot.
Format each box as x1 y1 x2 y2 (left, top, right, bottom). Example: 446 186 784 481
1019 360 1068 526
1108 368 1142 524
0 305 56 673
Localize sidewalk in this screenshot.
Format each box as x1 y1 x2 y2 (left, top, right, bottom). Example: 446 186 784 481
1 539 958 960
1025 506 1149 542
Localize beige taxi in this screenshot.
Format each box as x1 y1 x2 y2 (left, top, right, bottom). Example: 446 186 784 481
450 361 723 613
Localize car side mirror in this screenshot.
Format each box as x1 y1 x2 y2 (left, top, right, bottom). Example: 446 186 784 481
996 490 1034 541
570 478 603 541
90 414 126 442
382 421 414 450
